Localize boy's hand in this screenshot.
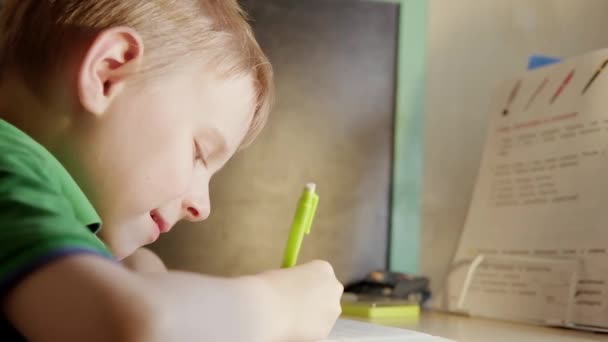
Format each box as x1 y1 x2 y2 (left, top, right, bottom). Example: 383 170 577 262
260 260 343 342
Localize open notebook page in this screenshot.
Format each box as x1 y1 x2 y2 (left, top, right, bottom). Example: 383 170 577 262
322 319 454 341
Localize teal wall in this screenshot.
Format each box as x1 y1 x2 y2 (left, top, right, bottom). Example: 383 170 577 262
376 0 428 273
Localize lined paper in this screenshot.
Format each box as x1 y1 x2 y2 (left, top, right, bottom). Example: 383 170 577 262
323 319 454 341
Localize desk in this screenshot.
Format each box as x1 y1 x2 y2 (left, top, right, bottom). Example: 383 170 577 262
356 311 608 342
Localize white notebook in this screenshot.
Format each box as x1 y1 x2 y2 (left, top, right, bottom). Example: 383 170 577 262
322 319 454 341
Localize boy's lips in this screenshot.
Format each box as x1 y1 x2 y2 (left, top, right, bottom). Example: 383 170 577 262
150 211 170 233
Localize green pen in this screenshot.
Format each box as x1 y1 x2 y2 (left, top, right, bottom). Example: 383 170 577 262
281 183 319 268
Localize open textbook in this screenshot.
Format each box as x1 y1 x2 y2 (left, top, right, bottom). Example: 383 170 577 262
439 48 608 329
324 319 453 341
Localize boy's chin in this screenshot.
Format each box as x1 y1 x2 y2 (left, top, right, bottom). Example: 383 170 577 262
101 235 141 260
108 238 149 260
99 216 157 260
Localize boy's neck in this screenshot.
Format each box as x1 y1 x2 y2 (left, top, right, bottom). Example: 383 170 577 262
0 75 72 153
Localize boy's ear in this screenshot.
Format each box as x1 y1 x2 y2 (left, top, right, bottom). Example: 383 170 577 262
77 27 144 116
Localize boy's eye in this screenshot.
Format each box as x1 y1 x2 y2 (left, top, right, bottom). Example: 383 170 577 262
193 141 208 167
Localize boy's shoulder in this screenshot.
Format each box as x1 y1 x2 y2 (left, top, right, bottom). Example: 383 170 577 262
0 119 102 233
0 118 111 289
0 119 113 340
0 119 48 170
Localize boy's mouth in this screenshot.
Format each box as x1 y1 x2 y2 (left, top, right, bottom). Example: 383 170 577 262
150 210 170 233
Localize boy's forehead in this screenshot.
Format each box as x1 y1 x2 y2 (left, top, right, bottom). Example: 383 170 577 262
196 73 256 112
192 73 256 144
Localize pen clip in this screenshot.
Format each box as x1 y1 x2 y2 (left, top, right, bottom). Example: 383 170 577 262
305 194 319 235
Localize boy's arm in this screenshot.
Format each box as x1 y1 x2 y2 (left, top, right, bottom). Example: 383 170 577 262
4 255 287 342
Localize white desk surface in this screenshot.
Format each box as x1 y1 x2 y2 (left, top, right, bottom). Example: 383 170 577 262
355 311 608 342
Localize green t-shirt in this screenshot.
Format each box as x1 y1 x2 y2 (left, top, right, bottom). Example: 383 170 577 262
0 119 113 340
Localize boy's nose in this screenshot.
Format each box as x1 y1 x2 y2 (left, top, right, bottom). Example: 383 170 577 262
182 196 210 222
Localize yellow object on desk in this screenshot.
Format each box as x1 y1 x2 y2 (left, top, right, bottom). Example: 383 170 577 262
341 300 420 320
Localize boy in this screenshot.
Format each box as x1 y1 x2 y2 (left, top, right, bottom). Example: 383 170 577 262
0 1 343 341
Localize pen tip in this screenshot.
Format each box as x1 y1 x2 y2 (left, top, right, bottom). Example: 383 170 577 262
305 183 316 192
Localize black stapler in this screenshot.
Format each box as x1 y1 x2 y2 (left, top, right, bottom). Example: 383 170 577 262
344 270 431 304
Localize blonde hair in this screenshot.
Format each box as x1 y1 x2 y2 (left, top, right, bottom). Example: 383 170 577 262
0 0 273 145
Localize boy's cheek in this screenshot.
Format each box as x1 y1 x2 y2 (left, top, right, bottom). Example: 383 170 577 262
143 149 195 198
115 165 191 216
